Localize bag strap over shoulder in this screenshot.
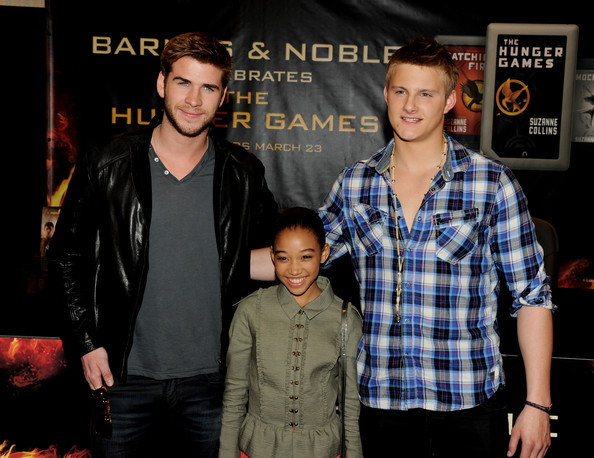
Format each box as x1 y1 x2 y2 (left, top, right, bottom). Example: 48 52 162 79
340 299 348 457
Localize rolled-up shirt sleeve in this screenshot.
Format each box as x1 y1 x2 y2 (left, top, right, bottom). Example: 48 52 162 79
491 167 555 316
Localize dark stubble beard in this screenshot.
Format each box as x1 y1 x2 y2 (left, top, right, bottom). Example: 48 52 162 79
162 102 213 138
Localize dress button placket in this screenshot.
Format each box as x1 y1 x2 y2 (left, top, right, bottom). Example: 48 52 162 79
289 310 305 429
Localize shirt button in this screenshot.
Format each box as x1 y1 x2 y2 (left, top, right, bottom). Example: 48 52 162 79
164 170 170 175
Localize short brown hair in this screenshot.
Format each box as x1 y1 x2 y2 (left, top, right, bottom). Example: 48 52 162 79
160 31 232 88
385 37 458 96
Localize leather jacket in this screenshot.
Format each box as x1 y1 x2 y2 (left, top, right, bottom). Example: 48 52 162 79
50 116 278 380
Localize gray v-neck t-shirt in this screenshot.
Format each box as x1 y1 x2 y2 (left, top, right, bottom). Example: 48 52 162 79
127 140 221 379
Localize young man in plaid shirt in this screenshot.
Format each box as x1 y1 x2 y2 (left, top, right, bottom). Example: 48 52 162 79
317 37 554 458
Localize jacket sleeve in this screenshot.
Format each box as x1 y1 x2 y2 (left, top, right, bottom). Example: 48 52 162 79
49 151 101 357
344 303 363 458
219 299 254 458
250 160 278 249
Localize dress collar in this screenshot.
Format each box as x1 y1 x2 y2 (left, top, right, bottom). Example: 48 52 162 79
277 276 335 320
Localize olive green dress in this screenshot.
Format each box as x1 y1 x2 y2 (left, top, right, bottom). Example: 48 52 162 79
219 277 363 458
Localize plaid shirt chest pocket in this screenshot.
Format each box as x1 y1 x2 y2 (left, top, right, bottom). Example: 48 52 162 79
433 208 481 265
350 204 387 257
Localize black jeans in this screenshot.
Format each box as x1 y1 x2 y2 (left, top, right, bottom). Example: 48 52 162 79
359 388 509 458
92 372 224 458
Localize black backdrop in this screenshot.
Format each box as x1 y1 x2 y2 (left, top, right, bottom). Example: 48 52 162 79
1 1 592 455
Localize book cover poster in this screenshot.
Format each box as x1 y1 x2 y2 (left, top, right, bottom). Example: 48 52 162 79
481 24 578 170
572 67 594 143
444 44 485 151
490 33 567 160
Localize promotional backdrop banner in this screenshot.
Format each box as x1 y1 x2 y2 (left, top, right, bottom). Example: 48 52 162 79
46 0 483 210
44 0 592 287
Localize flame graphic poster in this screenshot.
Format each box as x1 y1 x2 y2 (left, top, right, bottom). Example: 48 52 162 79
0 337 66 392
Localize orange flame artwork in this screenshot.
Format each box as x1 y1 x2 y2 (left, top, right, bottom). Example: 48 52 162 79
0 442 90 458
0 338 66 389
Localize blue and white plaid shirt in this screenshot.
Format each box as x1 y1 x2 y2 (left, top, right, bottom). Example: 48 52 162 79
318 134 554 412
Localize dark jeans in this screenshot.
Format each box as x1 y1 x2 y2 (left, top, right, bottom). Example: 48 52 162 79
359 388 509 458
92 372 224 458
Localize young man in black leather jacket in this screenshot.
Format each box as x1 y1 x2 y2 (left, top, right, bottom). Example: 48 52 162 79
50 31 277 457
